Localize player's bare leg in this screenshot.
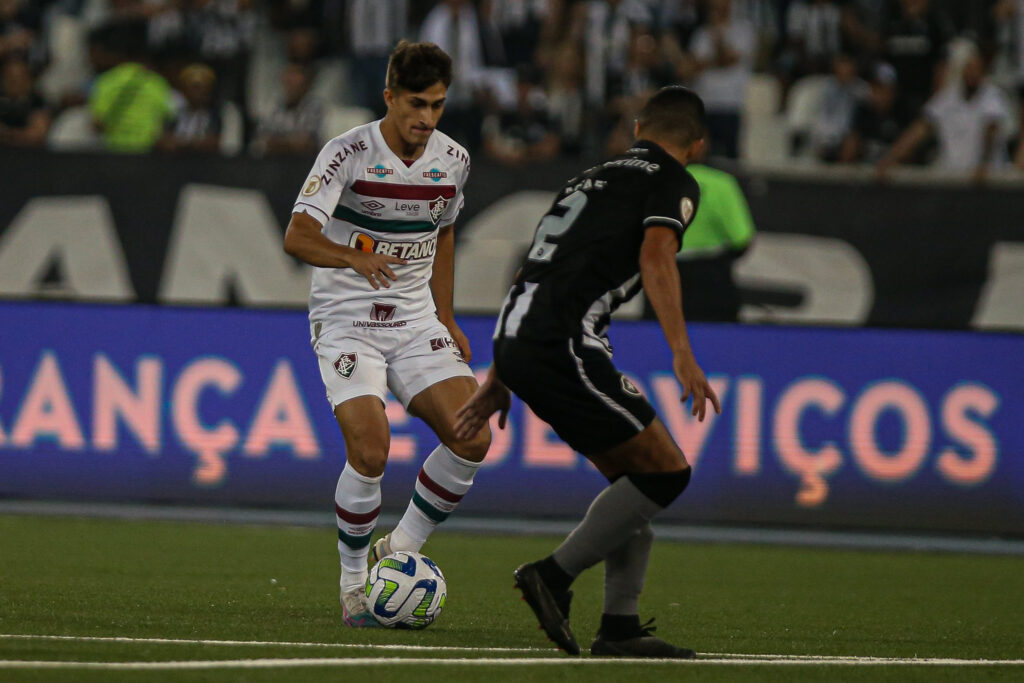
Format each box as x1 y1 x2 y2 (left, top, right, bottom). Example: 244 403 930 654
520 418 696 657
374 376 490 561
333 396 391 627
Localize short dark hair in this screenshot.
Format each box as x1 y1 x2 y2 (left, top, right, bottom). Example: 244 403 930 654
636 86 707 148
386 40 452 93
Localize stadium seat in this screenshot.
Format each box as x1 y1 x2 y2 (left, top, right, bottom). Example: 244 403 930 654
321 104 374 141
47 106 102 151
741 74 786 164
219 101 245 156
784 75 829 160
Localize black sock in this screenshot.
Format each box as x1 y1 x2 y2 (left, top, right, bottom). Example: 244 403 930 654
599 613 642 641
535 555 573 594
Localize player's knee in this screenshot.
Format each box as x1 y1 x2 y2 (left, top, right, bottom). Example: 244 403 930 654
446 425 491 463
627 466 691 508
343 439 390 477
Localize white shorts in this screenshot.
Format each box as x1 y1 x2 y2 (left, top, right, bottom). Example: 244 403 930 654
313 319 475 409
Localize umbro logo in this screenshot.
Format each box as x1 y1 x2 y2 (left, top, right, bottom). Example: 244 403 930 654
360 200 386 212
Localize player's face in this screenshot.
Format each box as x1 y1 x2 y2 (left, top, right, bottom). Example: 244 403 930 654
384 82 447 147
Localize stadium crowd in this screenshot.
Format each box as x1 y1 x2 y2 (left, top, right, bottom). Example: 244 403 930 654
2 0 1023 175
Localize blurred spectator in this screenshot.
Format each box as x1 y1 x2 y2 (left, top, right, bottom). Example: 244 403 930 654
573 0 652 112
345 0 409 117
688 0 757 158
988 0 1024 169
880 0 954 114
783 0 844 75
159 62 221 153
0 0 45 69
482 64 559 165
604 27 677 154
0 57 51 147
88 27 175 153
544 40 585 154
839 61 913 162
776 0 844 107
839 0 885 54
184 0 254 112
654 0 700 48
420 0 488 149
481 0 560 68
252 62 321 157
878 51 1011 181
805 51 867 160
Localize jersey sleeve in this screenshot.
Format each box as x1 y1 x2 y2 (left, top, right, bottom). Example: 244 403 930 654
292 140 347 226
642 168 700 241
440 156 469 227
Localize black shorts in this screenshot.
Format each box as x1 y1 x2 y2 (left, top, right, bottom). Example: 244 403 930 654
493 336 656 455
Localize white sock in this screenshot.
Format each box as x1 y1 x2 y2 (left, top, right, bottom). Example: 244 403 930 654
390 444 480 553
335 462 382 592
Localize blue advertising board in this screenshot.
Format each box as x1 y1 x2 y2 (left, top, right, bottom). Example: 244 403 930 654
0 302 1021 534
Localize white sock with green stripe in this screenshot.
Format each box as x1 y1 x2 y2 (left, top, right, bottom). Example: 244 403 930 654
390 444 480 553
335 462 382 593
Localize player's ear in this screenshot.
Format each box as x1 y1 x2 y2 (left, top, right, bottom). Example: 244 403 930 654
383 87 394 109
688 137 707 162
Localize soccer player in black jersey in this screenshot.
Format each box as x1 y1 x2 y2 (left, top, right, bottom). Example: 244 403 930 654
454 86 721 658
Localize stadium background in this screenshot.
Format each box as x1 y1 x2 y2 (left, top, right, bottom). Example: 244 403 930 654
2 0 1023 540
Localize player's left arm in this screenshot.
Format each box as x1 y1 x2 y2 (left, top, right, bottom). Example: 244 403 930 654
641 226 720 422
430 222 471 361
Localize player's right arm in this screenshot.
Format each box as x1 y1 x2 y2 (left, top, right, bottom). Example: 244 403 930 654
284 137 406 289
284 212 405 290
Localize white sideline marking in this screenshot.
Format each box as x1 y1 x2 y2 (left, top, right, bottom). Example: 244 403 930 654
0 633 540 653
2 635 1021 668
0 657 1023 670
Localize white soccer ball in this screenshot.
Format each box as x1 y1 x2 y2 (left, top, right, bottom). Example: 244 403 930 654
365 551 447 629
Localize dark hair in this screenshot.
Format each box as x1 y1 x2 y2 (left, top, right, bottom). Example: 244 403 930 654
636 86 707 148
386 40 452 93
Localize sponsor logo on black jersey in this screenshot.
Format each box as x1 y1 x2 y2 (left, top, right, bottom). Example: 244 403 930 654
680 197 695 225
334 352 358 379
621 375 641 397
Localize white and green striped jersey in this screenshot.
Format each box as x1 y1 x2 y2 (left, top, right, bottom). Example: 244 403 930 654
293 119 470 337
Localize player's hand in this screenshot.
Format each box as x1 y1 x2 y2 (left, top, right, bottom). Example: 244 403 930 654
347 250 407 289
454 372 511 440
440 317 472 362
673 353 721 422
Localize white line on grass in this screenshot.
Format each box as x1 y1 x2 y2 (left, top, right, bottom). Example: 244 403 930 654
2 635 1022 668
0 657 1023 670
0 633 541 653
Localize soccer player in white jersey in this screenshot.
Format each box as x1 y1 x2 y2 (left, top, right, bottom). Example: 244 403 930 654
283 41 490 628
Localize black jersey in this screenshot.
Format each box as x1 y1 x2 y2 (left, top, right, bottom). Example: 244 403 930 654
494 140 700 352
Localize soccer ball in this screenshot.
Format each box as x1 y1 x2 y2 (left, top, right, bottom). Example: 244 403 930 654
365 551 446 629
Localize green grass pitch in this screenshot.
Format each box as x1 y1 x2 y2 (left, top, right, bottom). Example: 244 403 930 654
0 514 1022 682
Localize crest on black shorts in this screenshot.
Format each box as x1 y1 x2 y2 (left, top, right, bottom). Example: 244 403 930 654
334 352 358 379
621 375 641 397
